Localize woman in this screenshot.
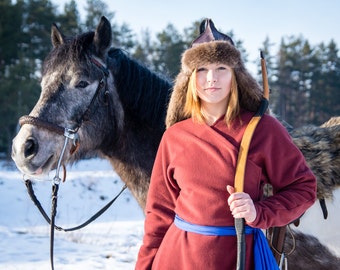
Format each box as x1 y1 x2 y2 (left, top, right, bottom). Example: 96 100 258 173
135 19 316 270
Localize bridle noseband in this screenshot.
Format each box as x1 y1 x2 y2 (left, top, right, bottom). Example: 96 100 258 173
19 57 127 270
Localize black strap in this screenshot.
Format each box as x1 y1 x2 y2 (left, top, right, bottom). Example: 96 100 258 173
25 179 127 232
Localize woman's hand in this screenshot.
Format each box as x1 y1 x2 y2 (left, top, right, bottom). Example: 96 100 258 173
226 185 257 223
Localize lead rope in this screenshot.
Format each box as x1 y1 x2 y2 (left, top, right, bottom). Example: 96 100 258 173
25 128 127 270
19 57 122 269
50 128 77 270
43 128 73 270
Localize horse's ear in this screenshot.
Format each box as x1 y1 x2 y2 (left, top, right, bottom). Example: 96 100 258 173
93 16 112 58
51 23 65 47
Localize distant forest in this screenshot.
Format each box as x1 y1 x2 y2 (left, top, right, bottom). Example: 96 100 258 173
1 0 339 156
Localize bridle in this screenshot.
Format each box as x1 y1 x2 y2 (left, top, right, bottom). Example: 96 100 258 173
19 57 110 137
19 57 127 270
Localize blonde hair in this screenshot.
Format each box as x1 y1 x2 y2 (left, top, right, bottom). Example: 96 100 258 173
184 68 240 126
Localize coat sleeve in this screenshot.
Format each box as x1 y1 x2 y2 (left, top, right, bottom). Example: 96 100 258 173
135 132 180 270
248 115 317 229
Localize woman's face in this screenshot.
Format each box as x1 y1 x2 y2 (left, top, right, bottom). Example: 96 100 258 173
196 63 232 111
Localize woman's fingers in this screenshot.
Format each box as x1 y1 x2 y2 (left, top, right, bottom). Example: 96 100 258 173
226 185 235 195
226 186 256 223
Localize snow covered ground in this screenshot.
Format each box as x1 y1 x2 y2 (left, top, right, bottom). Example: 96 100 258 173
1 158 339 269
0 158 144 270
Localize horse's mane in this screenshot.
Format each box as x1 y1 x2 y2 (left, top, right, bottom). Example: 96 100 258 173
107 48 172 129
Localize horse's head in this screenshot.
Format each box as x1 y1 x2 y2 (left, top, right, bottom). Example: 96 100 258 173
12 16 123 176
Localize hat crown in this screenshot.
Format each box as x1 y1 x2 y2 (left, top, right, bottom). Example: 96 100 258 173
191 19 234 47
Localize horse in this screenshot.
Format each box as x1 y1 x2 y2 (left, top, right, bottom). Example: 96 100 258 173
11 16 340 269
11 16 172 209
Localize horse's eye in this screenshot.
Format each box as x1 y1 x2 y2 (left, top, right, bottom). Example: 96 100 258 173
76 81 89 88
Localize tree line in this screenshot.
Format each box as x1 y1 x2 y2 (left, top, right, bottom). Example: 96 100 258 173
1 0 339 157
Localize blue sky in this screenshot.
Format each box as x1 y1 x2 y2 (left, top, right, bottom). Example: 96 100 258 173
55 0 339 72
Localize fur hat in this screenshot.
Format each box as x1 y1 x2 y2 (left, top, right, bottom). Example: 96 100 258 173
166 19 264 128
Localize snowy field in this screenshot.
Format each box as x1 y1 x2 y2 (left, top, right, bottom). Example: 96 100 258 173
0 158 144 270
1 158 339 269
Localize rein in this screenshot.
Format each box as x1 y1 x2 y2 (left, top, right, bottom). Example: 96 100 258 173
19 57 127 270
24 178 127 232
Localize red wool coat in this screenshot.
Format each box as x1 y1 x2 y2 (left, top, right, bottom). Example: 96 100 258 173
135 111 317 270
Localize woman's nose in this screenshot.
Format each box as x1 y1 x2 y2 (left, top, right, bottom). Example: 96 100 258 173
207 70 217 82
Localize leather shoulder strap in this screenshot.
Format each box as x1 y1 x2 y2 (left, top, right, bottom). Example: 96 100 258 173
234 115 262 192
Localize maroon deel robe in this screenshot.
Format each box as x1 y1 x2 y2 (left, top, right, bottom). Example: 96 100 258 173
136 111 317 270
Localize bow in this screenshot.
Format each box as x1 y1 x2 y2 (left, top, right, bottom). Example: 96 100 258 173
234 51 270 270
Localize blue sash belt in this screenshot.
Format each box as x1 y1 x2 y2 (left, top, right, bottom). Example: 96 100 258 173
174 215 279 270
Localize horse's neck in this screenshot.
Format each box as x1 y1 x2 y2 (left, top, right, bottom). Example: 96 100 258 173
108 157 149 209
108 48 170 153
104 49 171 209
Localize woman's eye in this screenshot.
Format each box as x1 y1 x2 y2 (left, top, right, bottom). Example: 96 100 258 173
76 81 89 88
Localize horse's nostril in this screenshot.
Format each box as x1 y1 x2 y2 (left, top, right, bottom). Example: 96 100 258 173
24 138 38 158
